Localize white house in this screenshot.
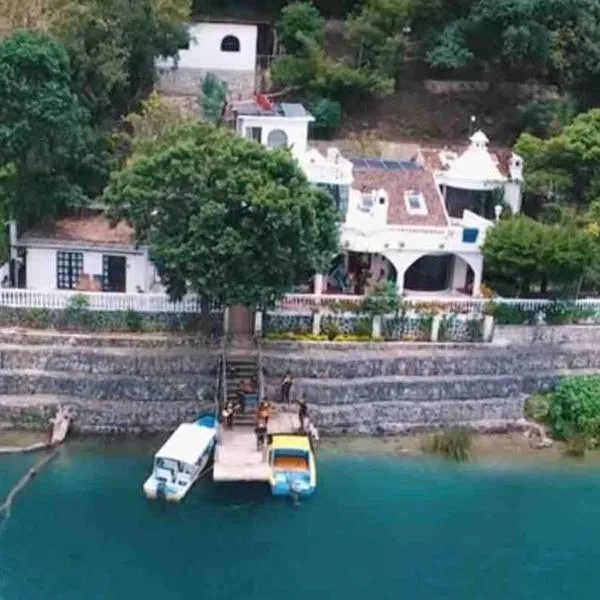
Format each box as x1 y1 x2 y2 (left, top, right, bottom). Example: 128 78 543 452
156 22 258 101
228 98 517 298
14 99 523 301
15 210 159 294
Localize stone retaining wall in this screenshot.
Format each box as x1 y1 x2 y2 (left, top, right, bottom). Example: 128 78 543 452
0 327 599 435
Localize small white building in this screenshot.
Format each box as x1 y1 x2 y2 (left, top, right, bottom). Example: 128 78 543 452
157 22 259 100
16 210 159 294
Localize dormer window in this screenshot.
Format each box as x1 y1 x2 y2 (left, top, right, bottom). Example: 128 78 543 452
221 35 240 52
405 190 428 216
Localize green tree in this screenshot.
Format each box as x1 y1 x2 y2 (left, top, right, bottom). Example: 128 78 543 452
0 31 91 224
515 108 600 217
482 216 595 296
199 74 228 124
49 0 189 126
104 122 340 308
425 0 586 82
346 0 411 84
275 1 325 55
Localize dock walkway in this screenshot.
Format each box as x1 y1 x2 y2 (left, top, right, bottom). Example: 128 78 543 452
213 410 299 482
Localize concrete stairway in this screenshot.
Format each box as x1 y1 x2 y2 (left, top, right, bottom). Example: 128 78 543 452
225 354 259 427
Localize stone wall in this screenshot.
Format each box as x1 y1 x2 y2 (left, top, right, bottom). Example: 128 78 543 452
157 67 256 101
0 331 219 434
2 326 600 436
261 332 600 435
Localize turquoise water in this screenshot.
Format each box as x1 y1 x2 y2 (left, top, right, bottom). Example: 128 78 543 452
2 444 600 600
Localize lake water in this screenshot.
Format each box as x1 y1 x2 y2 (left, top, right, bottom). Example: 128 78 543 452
1 441 600 600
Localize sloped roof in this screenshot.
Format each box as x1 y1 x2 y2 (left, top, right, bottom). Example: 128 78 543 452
418 141 513 179
352 165 449 227
18 210 135 248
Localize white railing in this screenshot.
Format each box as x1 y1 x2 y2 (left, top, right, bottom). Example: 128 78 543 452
0 289 216 313
277 293 600 314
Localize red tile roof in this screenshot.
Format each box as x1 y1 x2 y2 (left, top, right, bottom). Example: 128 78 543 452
19 211 136 247
417 145 513 177
352 167 449 227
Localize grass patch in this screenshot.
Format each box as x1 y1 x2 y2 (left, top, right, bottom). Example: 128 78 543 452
422 428 472 462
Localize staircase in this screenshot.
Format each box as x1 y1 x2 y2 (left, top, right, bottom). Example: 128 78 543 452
225 353 259 427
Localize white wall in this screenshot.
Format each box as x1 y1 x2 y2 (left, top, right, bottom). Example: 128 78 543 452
237 115 311 158
25 247 150 293
504 181 522 215
26 248 56 289
174 23 257 72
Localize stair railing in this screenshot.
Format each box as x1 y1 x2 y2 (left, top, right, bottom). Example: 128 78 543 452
257 337 266 402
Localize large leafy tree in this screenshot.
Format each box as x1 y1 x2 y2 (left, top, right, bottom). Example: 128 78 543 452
346 0 411 85
424 0 597 87
483 216 595 296
104 122 340 308
514 109 600 218
0 31 91 224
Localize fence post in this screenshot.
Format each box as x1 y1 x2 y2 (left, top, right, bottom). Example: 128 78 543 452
254 311 263 336
430 315 441 342
372 315 382 338
223 307 230 336
483 315 495 342
312 311 321 336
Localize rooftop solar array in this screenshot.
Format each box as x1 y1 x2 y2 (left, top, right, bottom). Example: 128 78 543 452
350 158 422 171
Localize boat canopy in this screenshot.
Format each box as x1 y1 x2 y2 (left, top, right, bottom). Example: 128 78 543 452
155 423 215 466
270 435 311 452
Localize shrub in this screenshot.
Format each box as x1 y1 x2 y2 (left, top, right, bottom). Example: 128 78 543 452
354 319 373 338
564 433 588 459
545 301 594 325
125 309 143 332
549 376 600 439
23 308 51 328
322 321 341 341
64 294 91 330
518 98 576 138
200 74 227 123
490 303 537 325
309 97 342 139
524 393 552 423
423 428 472 462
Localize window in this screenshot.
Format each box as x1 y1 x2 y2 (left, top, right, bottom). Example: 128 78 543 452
245 127 262 143
221 35 240 52
267 129 288 149
404 190 428 216
56 251 84 289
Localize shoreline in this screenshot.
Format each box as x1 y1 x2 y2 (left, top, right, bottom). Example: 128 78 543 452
2 429 600 467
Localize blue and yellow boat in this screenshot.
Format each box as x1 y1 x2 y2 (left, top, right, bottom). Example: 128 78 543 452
268 434 317 498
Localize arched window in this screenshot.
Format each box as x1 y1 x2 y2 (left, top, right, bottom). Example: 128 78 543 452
267 129 288 149
221 35 240 52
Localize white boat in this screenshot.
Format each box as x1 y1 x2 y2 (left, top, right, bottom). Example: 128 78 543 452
143 415 217 502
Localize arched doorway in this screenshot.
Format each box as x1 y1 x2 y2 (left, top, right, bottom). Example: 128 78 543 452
403 254 475 294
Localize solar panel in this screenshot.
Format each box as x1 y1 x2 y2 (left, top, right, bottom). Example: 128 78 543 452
382 160 402 170
349 157 423 171
280 103 307 117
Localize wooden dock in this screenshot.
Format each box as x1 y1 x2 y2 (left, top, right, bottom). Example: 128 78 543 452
213 410 299 482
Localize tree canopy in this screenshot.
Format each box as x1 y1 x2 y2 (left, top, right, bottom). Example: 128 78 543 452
482 215 595 297
0 31 91 224
104 122 340 308
514 108 600 218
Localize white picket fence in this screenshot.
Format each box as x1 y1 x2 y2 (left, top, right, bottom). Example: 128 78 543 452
278 293 600 315
0 289 211 313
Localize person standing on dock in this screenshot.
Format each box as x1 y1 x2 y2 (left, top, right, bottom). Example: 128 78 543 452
296 396 308 432
255 418 267 450
280 371 293 404
257 398 272 425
